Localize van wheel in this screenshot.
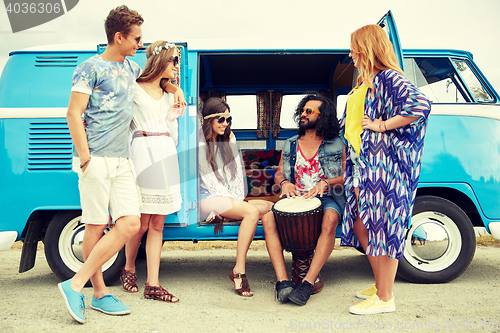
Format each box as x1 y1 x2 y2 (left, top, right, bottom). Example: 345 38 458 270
398 196 475 283
44 211 125 287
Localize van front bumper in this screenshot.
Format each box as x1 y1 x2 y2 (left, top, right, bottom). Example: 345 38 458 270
0 231 18 251
488 222 500 240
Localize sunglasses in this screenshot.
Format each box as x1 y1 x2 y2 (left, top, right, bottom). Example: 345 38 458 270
168 56 179 67
125 33 142 44
216 116 232 124
302 107 321 115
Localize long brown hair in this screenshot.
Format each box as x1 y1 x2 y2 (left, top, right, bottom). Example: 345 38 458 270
201 98 237 182
350 25 404 91
137 40 176 85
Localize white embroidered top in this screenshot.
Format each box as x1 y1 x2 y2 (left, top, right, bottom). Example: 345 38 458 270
199 134 246 200
130 82 179 145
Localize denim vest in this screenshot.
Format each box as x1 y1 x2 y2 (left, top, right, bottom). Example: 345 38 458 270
282 134 346 213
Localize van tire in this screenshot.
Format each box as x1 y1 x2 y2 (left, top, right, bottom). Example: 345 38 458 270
398 196 476 283
44 211 125 287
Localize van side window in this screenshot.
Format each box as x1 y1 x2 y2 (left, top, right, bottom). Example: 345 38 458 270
452 60 493 102
336 95 348 119
226 95 257 130
280 94 309 129
226 95 267 149
404 57 494 104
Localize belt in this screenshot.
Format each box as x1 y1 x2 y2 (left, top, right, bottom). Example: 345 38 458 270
131 130 170 143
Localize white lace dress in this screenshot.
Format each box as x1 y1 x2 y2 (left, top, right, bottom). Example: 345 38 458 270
130 83 182 215
198 135 246 202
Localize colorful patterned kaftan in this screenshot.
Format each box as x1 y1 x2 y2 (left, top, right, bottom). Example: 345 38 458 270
340 69 431 259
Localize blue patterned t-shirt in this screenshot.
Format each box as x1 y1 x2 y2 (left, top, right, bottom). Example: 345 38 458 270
71 54 142 157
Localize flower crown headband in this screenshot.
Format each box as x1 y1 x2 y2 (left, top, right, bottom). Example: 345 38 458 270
152 42 176 56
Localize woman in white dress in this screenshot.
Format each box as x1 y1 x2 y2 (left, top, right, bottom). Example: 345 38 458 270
120 41 185 302
199 97 273 297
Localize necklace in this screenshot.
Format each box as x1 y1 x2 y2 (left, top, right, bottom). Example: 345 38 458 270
142 83 163 124
215 143 233 193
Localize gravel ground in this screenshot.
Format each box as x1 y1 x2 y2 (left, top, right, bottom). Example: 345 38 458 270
0 241 499 333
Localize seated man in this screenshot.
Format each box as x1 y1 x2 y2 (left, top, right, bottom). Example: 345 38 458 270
261 94 345 306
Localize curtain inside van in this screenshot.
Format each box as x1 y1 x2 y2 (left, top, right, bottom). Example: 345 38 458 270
256 91 283 139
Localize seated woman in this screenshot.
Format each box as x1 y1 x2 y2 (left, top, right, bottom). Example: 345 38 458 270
199 97 273 297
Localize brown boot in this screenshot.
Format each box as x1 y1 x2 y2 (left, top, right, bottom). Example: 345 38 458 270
291 252 324 294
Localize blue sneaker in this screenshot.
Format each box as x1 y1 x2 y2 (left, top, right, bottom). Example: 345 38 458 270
90 295 131 315
58 279 86 324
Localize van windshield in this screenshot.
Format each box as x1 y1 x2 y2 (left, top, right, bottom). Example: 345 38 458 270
404 57 494 103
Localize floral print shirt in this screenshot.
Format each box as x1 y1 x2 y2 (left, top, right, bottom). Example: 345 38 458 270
294 143 327 194
71 55 142 157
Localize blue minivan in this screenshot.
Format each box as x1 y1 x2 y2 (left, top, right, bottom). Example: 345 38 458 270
1 11 499 285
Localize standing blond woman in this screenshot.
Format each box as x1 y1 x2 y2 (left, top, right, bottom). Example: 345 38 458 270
340 25 431 314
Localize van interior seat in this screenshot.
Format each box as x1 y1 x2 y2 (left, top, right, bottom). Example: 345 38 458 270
242 149 282 203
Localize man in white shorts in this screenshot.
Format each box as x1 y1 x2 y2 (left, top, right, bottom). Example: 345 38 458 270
58 5 183 324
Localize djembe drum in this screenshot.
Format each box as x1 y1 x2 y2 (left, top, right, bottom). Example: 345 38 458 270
272 197 324 293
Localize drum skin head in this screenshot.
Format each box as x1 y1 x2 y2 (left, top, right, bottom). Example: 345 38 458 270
273 197 321 213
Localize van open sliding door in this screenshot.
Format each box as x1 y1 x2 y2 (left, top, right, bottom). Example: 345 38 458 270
377 10 405 73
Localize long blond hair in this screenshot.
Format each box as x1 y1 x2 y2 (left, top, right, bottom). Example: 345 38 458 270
137 40 176 84
350 25 404 91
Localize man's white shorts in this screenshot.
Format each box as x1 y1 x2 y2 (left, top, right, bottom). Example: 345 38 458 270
73 156 140 225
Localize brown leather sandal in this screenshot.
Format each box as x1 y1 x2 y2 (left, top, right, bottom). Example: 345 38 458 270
143 282 179 303
203 211 225 235
120 268 138 293
229 270 253 297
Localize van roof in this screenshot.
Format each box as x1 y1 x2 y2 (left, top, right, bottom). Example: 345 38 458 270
10 42 98 54
11 39 346 53
8 41 473 60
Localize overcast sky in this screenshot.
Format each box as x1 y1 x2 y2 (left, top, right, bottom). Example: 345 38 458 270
1 0 500 90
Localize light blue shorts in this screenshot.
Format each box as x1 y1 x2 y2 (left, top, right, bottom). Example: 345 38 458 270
317 195 342 217
199 186 211 202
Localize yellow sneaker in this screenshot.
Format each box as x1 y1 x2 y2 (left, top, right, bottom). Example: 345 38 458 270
349 294 396 315
356 284 377 299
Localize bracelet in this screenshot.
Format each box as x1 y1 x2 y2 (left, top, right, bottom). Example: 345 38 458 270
379 121 386 133
322 179 329 187
80 156 91 169
384 121 388 132
279 179 290 188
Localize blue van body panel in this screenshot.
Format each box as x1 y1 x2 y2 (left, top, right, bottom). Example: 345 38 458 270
0 119 27 236
0 117 78 238
186 115 199 225
162 223 265 241
419 114 500 220
417 181 498 234
1 52 95 107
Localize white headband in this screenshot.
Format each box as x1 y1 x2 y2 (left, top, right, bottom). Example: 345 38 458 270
152 42 176 56
203 111 230 120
